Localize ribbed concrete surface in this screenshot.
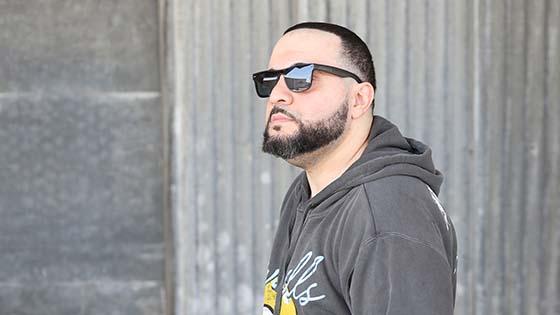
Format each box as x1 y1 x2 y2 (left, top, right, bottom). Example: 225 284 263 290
163 1 559 314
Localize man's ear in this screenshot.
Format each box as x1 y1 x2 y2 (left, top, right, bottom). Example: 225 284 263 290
349 82 374 119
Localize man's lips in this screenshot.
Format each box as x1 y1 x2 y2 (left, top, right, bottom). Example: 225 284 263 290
270 113 293 123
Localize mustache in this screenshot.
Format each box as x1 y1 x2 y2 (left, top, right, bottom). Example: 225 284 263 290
268 107 298 122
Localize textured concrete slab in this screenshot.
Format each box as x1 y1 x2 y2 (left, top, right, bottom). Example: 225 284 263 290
0 282 164 315
0 0 165 313
0 0 159 92
0 94 164 302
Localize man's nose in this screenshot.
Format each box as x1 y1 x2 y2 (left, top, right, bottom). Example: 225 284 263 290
268 75 294 106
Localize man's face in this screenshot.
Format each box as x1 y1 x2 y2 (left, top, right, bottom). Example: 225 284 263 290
261 30 351 161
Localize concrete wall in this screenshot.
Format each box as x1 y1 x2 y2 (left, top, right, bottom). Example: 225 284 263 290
0 1 166 314
1 0 558 314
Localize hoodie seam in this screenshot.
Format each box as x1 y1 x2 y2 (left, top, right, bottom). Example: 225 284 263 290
361 184 378 233
361 232 453 273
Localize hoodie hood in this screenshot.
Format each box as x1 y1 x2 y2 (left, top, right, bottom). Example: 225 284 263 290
298 115 443 208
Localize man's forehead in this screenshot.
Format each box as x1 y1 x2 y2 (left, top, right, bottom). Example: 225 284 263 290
267 29 342 69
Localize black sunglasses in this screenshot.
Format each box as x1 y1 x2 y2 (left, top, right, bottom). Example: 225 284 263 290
252 63 362 98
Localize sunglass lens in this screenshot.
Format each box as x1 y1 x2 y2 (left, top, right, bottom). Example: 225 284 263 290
285 64 313 92
254 72 279 97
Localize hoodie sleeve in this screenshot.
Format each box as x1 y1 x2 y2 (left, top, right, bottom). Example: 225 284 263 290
347 233 455 315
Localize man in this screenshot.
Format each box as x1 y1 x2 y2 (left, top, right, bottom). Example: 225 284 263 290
253 22 457 315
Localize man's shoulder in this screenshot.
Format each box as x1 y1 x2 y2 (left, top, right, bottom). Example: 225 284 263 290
361 174 442 219
359 175 450 249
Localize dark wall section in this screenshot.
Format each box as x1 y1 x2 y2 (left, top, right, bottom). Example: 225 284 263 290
0 1 165 314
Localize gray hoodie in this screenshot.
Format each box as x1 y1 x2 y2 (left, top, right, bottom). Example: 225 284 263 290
263 116 457 315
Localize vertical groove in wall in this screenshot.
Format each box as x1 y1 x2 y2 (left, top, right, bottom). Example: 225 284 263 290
538 1 550 313
167 0 196 313
191 0 201 311
249 2 258 312
230 0 240 312
519 0 529 313
441 0 450 204
498 1 509 314
159 0 174 313
189 0 198 313
544 3 560 314
384 0 391 118
500 1 511 313
422 0 431 143
525 0 547 313
209 0 220 310
404 1 411 134
472 0 483 314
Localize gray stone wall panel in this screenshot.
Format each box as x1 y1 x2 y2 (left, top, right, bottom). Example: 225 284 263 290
0 0 159 92
0 282 163 315
0 95 164 278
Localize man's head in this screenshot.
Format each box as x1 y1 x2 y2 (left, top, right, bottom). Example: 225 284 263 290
255 22 376 166
284 22 376 95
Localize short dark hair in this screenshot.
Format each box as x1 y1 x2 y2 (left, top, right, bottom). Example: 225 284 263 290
284 22 376 109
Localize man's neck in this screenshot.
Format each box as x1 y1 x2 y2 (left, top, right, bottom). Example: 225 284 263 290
302 121 372 198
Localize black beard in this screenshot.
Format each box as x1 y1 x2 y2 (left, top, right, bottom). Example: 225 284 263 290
262 101 348 160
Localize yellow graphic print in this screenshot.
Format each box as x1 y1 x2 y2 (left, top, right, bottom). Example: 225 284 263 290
263 251 326 314
263 274 297 315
